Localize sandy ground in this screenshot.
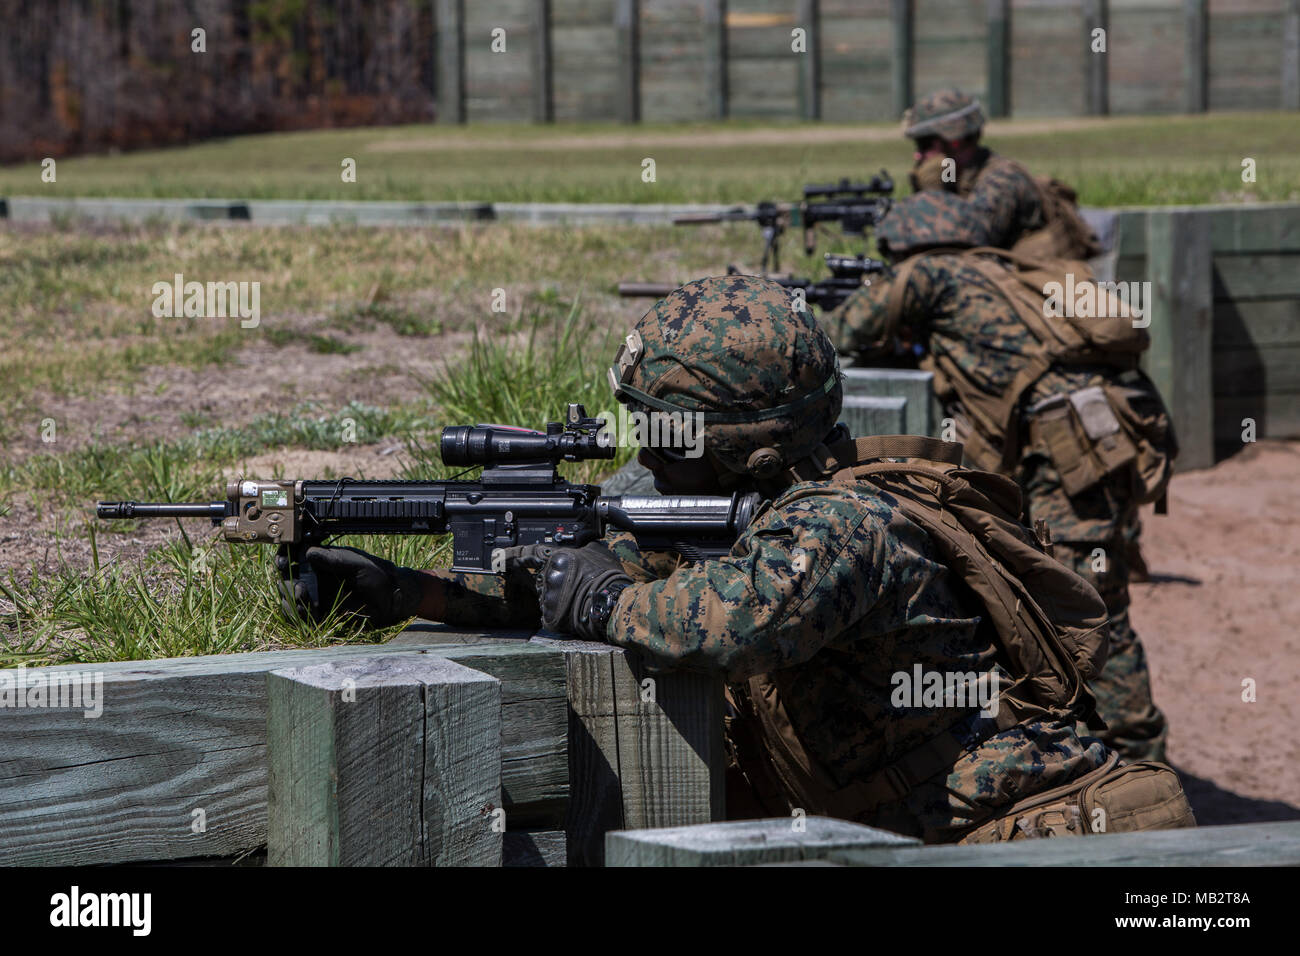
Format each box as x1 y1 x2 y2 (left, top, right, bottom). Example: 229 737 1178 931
1129 439 1300 825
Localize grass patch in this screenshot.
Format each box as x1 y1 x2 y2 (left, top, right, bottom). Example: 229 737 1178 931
1 114 1295 207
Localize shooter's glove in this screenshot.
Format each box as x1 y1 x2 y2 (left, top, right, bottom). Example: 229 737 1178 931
909 154 954 193
276 544 425 630
518 542 633 642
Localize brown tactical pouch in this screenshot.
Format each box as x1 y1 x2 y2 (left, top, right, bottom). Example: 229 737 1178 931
1027 386 1138 497
1101 369 1179 505
1079 760 1198 834
957 755 1196 844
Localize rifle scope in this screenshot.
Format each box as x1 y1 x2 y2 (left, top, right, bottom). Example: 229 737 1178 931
440 423 615 466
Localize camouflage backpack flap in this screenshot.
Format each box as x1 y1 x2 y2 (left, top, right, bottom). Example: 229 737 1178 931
961 247 1150 358
998 159 1103 261
826 435 1110 725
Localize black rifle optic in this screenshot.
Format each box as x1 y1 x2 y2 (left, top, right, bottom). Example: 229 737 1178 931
97 405 761 594
671 170 894 272
618 252 888 313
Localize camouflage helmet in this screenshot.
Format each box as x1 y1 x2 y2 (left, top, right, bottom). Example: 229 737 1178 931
875 190 990 260
902 88 985 142
608 274 843 481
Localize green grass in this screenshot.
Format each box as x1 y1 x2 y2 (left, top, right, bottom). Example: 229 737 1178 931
1 307 637 666
1 114 1296 207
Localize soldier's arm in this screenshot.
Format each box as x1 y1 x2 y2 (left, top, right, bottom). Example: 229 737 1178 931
823 259 943 359
603 489 905 682
962 160 1043 248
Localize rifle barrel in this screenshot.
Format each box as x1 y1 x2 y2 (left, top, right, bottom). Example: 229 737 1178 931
97 501 228 520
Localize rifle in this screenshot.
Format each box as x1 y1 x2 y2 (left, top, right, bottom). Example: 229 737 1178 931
619 253 888 313
97 404 761 600
672 171 894 272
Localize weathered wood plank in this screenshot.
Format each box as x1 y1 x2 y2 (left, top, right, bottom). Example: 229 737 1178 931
1213 298 1300 348
606 816 920 866
842 394 908 438
534 638 726 866
829 820 1300 866
1213 345 1300 396
891 0 913 118
987 0 1010 117
503 828 568 866
267 655 501 866
0 640 566 865
1214 392 1300 441
1145 208 1214 469
842 367 938 436
1285 0 1300 109
436 0 466 124
1213 254 1300 300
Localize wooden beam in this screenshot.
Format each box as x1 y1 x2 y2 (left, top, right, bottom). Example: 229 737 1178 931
537 639 726 866
707 1 728 119
829 820 1300 866
615 0 640 123
1284 0 1300 110
986 0 1010 118
267 655 501 866
0 640 566 865
1145 209 1214 470
606 816 920 866
532 0 553 123
841 367 937 436
841 395 907 438
435 0 465 124
1183 0 1207 113
891 0 913 120
1083 0 1108 116
796 0 821 120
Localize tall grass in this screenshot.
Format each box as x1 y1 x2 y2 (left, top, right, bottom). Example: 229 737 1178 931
2 307 633 665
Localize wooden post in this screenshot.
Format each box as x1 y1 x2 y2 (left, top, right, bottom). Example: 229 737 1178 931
1183 0 1207 113
1145 209 1214 470
539 640 726 867
267 655 502 867
615 0 640 123
533 0 553 123
707 1 728 119
435 0 465 124
891 0 913 119
1284 0 1300 110
796 0 821 120
986 0 1010 118
1083 0 1108 116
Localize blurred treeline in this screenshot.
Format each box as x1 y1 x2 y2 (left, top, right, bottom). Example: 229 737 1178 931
0 0 437 163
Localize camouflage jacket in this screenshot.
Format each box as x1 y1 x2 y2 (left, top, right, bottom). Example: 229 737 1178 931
826 251 1140 542
954 147 1048 249
428 471 1108 841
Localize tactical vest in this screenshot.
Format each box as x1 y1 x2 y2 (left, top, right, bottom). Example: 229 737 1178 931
882 248 1175 503
728 435 1110 823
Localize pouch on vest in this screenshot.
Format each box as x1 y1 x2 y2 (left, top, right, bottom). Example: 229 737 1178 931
1028 387 1138 498
1079 760 1197 833
1102 369 1179 505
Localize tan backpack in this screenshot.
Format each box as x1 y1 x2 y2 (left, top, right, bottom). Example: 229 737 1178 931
732 435 1110 820
1002 161 1103 261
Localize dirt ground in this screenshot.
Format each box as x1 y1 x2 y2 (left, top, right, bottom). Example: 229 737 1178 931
1129 439 1300 825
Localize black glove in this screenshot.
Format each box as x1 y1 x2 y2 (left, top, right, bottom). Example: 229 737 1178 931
276 545 425 630
520 543 633 642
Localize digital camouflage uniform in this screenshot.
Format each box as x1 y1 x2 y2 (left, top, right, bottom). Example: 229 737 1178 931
427 275 1112 844
886 88 1048 253
825 253 1169 762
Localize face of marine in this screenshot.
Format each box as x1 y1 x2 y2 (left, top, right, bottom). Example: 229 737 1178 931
637 446 722 495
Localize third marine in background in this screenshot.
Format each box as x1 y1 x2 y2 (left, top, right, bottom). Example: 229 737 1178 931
825 218 1178 762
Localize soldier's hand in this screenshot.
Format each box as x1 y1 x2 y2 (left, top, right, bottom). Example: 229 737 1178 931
909 154 953 193
520 542 633 642
276 544 426 630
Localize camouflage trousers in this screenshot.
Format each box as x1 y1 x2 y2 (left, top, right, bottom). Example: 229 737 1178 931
1016 450 1169 763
